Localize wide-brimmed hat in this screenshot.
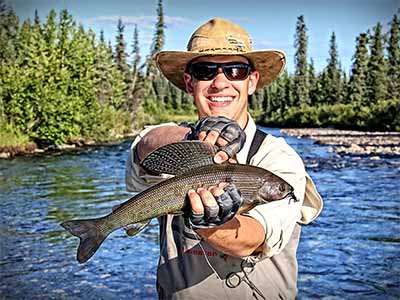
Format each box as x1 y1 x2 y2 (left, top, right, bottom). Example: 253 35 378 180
154 18 286 91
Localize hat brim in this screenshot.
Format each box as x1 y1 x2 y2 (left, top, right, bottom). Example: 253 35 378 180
155 50 286 91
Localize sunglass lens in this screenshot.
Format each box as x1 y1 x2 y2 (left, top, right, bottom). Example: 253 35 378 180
225 65 250 80
191 63 217 81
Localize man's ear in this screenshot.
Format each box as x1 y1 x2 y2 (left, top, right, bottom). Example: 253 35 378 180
248 71 260 95
183 73 194 95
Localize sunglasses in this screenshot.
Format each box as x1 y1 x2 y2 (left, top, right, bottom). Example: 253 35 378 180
187 62 253 81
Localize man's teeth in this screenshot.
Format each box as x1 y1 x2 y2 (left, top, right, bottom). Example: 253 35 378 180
209 96 234 102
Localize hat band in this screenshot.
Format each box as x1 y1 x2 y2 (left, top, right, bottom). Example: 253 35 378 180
193 47 247 53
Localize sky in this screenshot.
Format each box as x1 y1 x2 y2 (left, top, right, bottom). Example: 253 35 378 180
7 0 400 74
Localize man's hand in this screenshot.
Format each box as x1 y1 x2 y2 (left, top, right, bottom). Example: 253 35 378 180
185 183 243 230
185 116 246 163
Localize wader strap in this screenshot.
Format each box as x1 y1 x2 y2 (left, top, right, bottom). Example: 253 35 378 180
246 129 267 164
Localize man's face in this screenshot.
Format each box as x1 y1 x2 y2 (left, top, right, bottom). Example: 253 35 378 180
183 55 260 128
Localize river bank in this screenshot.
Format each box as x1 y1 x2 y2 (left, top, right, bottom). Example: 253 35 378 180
0 132 138 159
281 128 400 156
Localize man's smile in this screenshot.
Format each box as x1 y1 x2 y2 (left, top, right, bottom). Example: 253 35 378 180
207 96 235 107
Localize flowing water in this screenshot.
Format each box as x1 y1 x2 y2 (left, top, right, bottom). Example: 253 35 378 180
0 127 399 300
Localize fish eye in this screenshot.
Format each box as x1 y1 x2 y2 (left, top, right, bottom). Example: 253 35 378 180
279 183 286 192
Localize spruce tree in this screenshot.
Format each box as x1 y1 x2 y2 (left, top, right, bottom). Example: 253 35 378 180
308 58 320 105
147 0 165 77
325 32 342 104
128 24 144 113
367 23 388 102
147 0 168 106
387 14 400 100
0 0 19 62
99 29 105 44
131 24 141 88
114 18 130 84
348 33 369 105
34 9 40 26
293 15 309 106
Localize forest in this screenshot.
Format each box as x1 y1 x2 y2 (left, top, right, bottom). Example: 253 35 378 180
0 0 399 151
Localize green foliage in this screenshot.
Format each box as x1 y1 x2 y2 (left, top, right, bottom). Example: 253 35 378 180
0 120 30 147
367 23 388 103
0 9 132 147
262 99 400 131
0 0 19 62
348 33 369 105
293 15 309 106
1 3 399 154
387 14 400 100
325 32 343 104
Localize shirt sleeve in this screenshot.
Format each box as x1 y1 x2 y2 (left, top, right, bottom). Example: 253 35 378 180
125 122 177 192
244 135 306 259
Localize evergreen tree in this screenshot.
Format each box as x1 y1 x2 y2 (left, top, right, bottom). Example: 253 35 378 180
147 0 166 78
34 9 40 26
308 58 320 105
132 24 140 78
293 15 309 105
325 32 342 104
114 18 130 84
94 30 126 110
99 29 105 44
367 23 388 102
128 24 144 113
348 33 369 104
0 0 19 62
146 0 168 105
387 14 400 100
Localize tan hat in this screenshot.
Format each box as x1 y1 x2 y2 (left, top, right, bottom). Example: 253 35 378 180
154 18 286 92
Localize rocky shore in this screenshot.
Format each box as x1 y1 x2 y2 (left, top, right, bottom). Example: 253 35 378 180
281 128 400 156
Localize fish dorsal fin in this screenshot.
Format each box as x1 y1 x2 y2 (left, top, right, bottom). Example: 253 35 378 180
141 141 218 175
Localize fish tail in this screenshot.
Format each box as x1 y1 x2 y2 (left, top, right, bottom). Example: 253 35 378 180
61 217 108 264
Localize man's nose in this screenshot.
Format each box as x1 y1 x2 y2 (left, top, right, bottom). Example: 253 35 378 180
210 68 230 89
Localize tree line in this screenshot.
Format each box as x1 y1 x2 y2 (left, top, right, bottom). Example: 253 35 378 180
256 14 400 131
0 0 399 148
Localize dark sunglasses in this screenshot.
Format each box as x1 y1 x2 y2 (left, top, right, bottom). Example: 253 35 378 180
187 62 253 81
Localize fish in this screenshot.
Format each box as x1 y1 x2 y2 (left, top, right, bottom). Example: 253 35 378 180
61 141 295 264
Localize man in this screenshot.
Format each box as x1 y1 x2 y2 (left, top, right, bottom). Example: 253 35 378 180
126 18 323 299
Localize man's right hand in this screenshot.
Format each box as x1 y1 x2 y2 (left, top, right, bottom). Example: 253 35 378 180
184 183 243 230
185 116 246 163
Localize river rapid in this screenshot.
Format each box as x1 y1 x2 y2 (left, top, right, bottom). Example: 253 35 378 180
0 127 399 300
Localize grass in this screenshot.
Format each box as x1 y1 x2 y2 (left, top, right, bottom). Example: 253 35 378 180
0 122 36 155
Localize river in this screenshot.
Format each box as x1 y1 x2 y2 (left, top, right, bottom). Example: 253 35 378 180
0 127 399 300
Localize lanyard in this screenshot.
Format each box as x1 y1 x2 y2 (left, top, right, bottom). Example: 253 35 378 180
226 261 267 300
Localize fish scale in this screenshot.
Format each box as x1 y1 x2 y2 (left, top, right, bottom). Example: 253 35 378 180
99 163 286 234
61 145 293 264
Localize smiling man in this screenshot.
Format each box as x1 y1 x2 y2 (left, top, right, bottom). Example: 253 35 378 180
125 18 323 300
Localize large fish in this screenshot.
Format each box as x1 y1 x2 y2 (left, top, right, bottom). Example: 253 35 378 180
61 141 295 263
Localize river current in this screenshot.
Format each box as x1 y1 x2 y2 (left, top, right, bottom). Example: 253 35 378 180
0 127 399 300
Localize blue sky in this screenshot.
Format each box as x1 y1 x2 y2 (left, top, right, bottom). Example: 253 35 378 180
7 0 399 74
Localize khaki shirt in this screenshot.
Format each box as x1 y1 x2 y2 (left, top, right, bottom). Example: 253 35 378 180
125 116 323 299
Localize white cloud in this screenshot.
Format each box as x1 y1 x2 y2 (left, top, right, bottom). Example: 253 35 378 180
89 15 192 30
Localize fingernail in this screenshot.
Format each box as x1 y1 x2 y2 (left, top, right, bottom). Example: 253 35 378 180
214 155 223 163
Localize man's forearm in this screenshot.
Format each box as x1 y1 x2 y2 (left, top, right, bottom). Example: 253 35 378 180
136 125 191 161
197 215 265 257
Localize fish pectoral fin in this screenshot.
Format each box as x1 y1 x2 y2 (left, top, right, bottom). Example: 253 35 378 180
141 141 218 175
125 220 151 237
